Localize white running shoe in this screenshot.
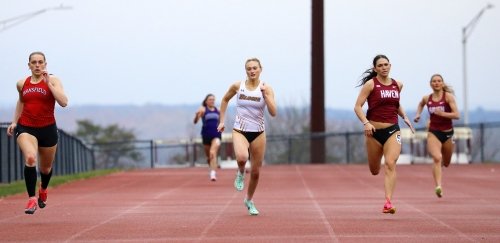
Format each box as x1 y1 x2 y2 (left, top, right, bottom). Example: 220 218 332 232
210 170 216 181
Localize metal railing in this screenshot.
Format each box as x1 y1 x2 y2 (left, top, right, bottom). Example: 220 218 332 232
5 121 497 178
0 122 95 183
89 121 500 168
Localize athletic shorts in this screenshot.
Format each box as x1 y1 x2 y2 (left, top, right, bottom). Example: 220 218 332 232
202 134 221 145
15 123 59 147
233 129 264 144
372 124 400 146
429 129 454 144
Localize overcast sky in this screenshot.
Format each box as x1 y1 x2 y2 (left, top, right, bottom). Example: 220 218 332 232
1 0 499 112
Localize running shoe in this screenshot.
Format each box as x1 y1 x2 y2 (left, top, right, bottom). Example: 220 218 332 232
210 170 217 181
38 188 48 208
435 186 443 198
25 198 38 214
234 171 244 191
382 201 396 214
244 199 259 215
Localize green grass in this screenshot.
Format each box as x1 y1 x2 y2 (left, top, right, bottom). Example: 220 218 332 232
0 169 119 198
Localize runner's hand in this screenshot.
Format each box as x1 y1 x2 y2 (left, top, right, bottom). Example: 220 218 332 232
217 122 225 133
364 123 375 137
6 123 16 136
413 115 421 123
42 70 49 83
403 116 415 133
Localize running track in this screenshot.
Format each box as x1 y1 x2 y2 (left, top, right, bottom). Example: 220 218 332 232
1 164 499 242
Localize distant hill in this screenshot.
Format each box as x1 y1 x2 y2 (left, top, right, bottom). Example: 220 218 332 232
2 104 500 140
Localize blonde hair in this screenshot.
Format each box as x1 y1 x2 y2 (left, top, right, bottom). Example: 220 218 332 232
430 74 454 94
245 57 262 69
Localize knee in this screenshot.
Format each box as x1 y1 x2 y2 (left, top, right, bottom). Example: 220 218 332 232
384 161 396 172
433 155 442 164
39 166 52 174
235 154 248 163
209 151 216 160
368 160 380 175
25 153 37 166
443 160 450 167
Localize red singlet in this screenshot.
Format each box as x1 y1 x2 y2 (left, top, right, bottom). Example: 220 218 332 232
366 77 400 124
17 76 56 127
427 92 452 131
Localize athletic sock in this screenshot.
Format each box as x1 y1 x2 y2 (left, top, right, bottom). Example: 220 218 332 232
40 169 53 189
24 166 37 197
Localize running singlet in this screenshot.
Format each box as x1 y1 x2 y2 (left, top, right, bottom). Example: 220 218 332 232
201 106 221 138
427 92 452 131
17 76 56 127
233 80 266 132
366 77 400 124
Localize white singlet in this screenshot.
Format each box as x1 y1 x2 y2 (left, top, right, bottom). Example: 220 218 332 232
233 80 266 132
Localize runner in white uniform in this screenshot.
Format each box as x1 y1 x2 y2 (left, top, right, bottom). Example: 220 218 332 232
218 58 277 216
233 79 266 133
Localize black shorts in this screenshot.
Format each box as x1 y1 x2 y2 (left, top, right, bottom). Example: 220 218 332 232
233 129 264 144
15 123 59 147
429 129 454 144
202 135 221 145
372 124 400 146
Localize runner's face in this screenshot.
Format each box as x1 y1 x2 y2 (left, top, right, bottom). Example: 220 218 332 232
430 76 444 91
245 61 261 81
206 96 215 107
374 58 391 77
28 54 46 76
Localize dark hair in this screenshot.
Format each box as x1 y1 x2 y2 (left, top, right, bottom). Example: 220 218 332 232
202 94 215 106
29 51 46 62
430 74 454 94
357 54 389 87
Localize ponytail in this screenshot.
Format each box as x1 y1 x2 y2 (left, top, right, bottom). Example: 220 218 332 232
357 54 389 87
357 68 377 87
430 74 454 94
202 93 214 107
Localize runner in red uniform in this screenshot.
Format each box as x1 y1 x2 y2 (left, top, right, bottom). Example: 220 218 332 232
414 74 459 198
7 52 68 214
354 54 415 214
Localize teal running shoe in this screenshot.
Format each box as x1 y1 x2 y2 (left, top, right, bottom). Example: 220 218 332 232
244 199 259 215
234 171 244 191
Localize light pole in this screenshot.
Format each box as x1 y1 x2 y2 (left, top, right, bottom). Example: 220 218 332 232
462 3 494 125
0 4 72 33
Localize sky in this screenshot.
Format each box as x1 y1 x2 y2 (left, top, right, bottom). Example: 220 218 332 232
1 0 499 113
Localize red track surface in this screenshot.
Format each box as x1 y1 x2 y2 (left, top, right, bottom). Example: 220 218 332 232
1 164 499 242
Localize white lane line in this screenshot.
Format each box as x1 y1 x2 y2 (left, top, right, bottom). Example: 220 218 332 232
64 178 196 242
402 202 476 242
0 177 138 223
336 166 475 243
196 191 239 242
295 165 339 243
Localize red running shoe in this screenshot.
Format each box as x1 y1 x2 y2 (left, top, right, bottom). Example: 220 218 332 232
38 188 48 208
382 201 396 214
25 198 38 214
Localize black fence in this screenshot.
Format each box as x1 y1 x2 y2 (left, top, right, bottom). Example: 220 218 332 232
90 121 500 169
0 123 95 183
